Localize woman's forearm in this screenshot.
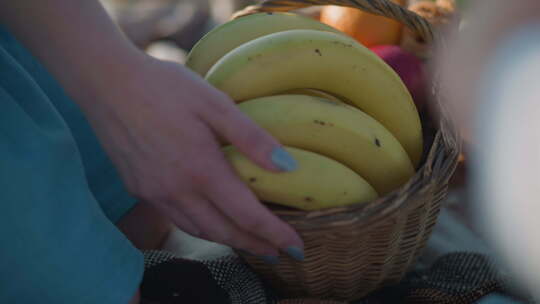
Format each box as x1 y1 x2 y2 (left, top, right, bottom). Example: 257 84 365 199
0 0 144 110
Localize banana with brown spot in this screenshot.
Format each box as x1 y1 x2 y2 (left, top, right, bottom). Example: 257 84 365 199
206 29 423 167
237 95 414 194
224 145 378 210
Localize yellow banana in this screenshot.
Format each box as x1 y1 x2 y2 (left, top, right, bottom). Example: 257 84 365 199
277 88 346 104
238 95 414 195
186 12 342 76
223 145 378 210
206 29 423 166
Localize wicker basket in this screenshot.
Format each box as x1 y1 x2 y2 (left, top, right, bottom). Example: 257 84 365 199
231 0 461 301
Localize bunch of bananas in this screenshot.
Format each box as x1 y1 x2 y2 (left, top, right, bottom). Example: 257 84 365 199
186 12 423 211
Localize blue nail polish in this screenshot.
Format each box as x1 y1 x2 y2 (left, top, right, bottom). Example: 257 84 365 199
271 147 298 172
261 255 280 265
286 246 305 261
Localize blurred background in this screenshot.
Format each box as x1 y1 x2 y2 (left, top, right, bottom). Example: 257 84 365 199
98 0 470 63
100 0 258 63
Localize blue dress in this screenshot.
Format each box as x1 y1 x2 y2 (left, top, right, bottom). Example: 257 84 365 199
0 27 143 303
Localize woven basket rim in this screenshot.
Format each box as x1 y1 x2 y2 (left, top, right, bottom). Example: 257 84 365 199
233 0 437 43
232 0 462 230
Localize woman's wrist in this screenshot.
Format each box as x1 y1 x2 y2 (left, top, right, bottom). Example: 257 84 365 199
73 48 149 111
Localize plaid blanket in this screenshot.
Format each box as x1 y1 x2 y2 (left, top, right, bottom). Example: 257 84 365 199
139 250 531 304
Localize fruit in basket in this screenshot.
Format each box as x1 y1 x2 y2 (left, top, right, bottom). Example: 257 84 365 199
237 95 414 195
206 29 423 167
370 45 426 109
319 0 406 47
185 12 343 76
223 145 378 211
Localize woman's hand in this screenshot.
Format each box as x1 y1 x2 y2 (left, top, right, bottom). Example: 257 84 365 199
0 0 304 261
85 54 304 260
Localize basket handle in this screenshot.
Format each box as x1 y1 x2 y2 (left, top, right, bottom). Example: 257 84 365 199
232 0 435 44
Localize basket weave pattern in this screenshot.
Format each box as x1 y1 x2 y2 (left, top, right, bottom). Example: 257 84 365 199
232 0 460 301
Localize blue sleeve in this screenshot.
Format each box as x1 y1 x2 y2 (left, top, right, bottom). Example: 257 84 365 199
0 25 138 223
0 48 143 303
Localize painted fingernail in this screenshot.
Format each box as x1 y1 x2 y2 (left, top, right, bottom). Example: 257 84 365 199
271 147 298 172
261 255 280 265
286 246 305 261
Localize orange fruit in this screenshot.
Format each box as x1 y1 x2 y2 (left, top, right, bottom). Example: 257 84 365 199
319 1 406 47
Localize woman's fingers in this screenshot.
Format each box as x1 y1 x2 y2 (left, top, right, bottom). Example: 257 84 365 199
160 203 201 238
199 90 298 173
173 195 279 258
166 120 304 260
193 142 305 261
189 87 305 260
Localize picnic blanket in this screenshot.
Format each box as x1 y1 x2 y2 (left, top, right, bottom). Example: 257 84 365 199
137 190 534 304
139 250 519 304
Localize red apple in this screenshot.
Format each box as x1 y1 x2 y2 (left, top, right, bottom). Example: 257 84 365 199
369 45 427 110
